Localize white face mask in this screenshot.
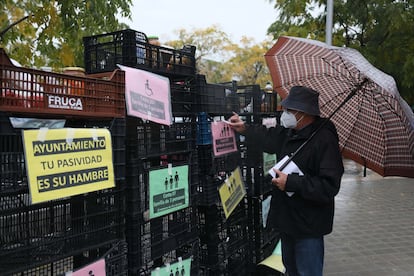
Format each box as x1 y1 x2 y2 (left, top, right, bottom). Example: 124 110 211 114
280 110 304 129
280 110 297 128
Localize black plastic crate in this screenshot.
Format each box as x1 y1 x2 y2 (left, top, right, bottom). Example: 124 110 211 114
195 76 270 116
199 242 250 276
126 117 196 158
124 151 199 273
104 240 129 276
0 114 126 275
125 151 199 214
239 161 274 197
0 116 26 193
126 206 198 266
195 75 238 115
170 77 197 115
196 145 242 206
197 201 249 270
5 240 128 276
127 234 200 276
83 29 196 77
8 255 74 276
234 113 281 196
247 196 280 266
236 84 278 114
0 189 126 275
84 29 148 74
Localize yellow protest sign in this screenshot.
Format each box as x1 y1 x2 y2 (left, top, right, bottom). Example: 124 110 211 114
23 128 115 204
218 167 246 219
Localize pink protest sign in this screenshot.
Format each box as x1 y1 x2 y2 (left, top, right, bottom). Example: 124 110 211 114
119 65 172 126
211 121 237 156
70 258 106 276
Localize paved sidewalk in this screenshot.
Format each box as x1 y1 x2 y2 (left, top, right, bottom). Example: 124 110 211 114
324 159 414 275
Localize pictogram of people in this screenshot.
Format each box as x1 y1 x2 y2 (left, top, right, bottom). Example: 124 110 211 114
169 175 174 189
174 171 179 188
220 123 231 137
164 171 181 190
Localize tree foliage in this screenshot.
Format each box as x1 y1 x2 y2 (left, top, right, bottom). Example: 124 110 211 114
0 0 132 69
165 25 273 88
267 0 414 106
164 24 233 78
221 37 273 86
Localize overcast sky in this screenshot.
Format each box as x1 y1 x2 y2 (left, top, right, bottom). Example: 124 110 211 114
120 0 279 43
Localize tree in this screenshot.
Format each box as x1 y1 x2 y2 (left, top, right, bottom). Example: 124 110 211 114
0 0 132 69
267 0 327 41
165 25 273 88
164 24 233 78
267 0 414 106
220 37 273 86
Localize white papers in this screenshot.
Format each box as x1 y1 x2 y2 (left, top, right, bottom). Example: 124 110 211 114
261 195 272 228
268 155 303 197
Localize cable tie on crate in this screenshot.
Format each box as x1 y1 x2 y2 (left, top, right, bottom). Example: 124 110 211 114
168 163 173 176
37 127 49 142
66 128 75 144
90 128 98 141
225 177 231 188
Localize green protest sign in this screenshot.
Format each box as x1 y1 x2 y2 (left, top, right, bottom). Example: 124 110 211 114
151 257 192 276
149 165 189 219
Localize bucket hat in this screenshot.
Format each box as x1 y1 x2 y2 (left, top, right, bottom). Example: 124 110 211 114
280 86 320 116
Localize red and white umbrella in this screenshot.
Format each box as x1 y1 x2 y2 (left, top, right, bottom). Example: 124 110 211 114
265 36 414 178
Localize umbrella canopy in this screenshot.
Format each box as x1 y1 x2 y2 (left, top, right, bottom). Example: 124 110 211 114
265 36 414 178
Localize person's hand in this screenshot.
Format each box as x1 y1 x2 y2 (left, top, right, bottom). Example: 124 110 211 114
226 112 246 133
271 169 287 191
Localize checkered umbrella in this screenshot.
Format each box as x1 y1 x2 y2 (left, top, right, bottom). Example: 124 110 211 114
265 36 414 178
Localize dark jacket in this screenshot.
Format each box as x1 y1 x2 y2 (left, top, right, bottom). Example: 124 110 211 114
244 117 344 238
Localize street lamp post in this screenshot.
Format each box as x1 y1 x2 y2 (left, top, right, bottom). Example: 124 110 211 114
326 0 333 45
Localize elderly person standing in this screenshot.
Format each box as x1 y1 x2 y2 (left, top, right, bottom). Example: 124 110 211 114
228 86 344 276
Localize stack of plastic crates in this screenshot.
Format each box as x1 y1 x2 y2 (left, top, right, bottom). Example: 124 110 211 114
125 115 200 275
196 146 250 275
83 29 197 77
234 85 281 273
239 134 279 271
194 75 248 206
0 49 128 275
198 201 249 275
193 76 254 274
194 75 282 274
